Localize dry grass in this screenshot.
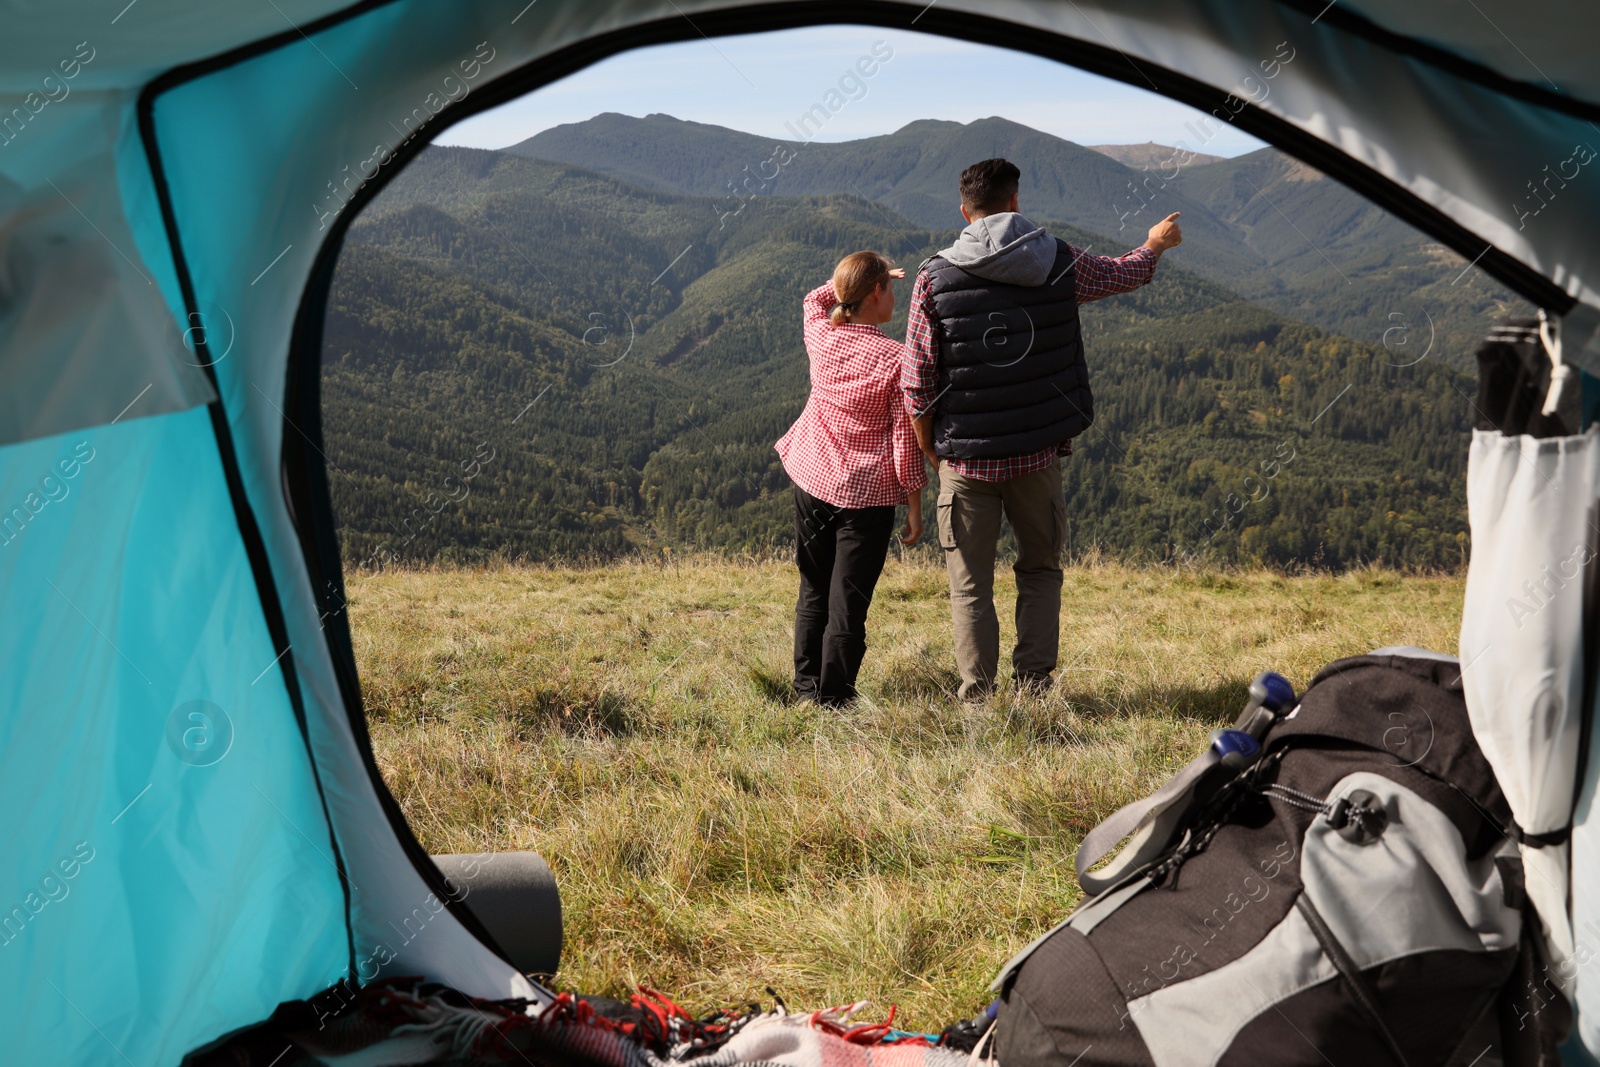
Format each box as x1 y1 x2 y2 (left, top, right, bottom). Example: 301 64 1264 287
351 554 1464 1031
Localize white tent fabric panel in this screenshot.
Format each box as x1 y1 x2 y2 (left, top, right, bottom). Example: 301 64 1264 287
1576 693 1600 1052
1459 429 1598 986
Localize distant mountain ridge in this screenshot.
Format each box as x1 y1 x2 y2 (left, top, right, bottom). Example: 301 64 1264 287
1088 142 1225 168
506 113 1526 363
503 113 1257 277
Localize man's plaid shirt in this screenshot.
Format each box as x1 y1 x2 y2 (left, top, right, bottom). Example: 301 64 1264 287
902 242 1159 481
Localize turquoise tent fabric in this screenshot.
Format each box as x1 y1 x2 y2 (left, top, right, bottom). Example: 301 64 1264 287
3 1 1600 1061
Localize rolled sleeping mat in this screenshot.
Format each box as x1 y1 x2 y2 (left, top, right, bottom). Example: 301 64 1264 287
431 851 562 977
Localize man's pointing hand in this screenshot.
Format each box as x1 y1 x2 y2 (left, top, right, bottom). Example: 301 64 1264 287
1144 212 1183 256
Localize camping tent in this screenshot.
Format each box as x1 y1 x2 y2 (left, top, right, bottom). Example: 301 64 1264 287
3 0 1598 1061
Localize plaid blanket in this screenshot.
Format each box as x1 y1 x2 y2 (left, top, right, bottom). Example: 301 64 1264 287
691 1011 975 1067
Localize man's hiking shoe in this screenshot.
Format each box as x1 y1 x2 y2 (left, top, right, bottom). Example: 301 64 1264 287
1014 673 1054 696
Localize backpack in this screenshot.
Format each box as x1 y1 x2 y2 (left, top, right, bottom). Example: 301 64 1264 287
990 652 1569 1066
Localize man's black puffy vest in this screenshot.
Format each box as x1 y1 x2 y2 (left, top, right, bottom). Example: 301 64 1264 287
922 239 1090 460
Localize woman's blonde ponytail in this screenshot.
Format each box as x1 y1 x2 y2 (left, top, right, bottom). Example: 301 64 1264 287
829 251 892 326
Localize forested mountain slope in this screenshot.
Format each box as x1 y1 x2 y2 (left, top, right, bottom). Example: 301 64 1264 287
322 144 1478 569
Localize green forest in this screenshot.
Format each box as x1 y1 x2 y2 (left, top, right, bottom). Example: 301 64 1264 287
322 133 1487 572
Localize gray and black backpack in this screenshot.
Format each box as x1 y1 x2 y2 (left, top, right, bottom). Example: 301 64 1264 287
992 651 1568 1066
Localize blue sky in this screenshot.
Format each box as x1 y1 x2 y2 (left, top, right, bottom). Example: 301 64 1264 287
436 25 1268 156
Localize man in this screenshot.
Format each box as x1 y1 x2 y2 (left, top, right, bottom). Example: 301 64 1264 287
903 158 1182 701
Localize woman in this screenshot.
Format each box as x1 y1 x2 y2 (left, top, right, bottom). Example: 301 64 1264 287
775 251 927 707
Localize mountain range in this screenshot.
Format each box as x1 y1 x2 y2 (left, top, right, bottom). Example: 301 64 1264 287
507 113 1525 362
318 113 1488 570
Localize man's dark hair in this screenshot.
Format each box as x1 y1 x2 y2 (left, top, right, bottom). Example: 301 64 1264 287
959 158 1021 216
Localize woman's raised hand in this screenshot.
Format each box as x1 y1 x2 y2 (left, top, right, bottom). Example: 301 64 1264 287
887 267 906 279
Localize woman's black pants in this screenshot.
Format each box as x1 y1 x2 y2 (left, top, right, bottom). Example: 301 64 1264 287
792 484 896 706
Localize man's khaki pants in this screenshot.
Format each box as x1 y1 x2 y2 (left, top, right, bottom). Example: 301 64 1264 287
935 458 1066 700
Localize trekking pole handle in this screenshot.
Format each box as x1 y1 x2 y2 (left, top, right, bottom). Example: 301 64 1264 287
1233 671 1296 740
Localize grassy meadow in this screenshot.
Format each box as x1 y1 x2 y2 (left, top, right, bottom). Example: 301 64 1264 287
350 553 1465 1030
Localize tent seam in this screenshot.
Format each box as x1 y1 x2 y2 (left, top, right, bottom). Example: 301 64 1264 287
135 78 360 985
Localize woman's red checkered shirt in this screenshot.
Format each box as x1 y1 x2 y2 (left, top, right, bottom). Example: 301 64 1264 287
775 283 930 509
